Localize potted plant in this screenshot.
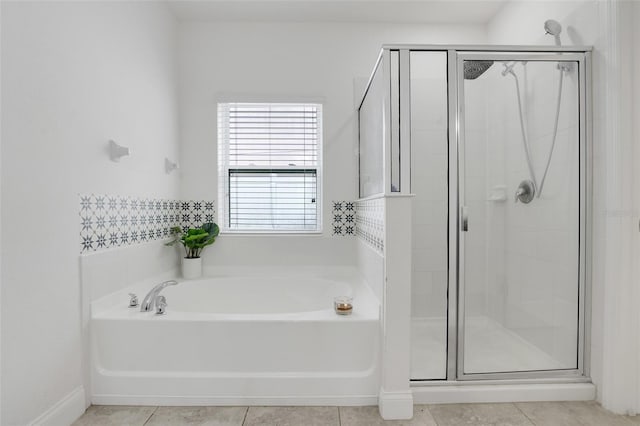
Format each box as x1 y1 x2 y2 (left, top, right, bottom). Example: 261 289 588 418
166 222 219 279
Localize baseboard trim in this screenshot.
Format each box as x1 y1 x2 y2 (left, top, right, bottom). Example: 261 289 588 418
29 386 86 426
91 394 378 407
378 389 414 420
412 382 596 404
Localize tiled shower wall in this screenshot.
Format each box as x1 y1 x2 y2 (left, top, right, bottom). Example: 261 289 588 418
463 60 580 368
409 51 449 380
80 196 359 253
490 61 580 367
409 52 449 323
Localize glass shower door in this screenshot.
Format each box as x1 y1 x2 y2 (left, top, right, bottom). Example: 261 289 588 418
457 53 586 378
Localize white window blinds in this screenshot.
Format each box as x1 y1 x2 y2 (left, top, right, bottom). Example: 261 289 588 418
218 103 322 232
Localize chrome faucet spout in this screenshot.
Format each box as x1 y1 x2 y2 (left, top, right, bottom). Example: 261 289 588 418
140 280 178 312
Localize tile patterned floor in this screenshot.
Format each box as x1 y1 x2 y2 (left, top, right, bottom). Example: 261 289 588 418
73 402 640 426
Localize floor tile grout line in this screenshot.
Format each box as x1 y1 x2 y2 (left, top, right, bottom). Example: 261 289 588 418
427 403 444 426
241 406 249 426
141 406 159 426
513 402 537 425
337 406 341 426
424 405 443 426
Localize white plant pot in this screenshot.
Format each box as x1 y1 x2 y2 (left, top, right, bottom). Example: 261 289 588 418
182 257 202 279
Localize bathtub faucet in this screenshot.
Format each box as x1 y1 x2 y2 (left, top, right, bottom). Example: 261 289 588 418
140 280 178 312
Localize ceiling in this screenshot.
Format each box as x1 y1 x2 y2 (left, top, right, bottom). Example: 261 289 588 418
164 0 509 24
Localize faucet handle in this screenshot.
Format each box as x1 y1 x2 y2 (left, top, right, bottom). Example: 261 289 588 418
128 293 138 308
515 180 535 204
155 295 167 315
514 187 524 202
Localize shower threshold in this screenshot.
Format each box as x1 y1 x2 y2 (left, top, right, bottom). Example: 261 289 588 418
411 379 595 404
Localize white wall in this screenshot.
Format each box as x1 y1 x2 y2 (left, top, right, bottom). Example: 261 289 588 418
489 0 639 414
177 21 485 267
0 2 179 424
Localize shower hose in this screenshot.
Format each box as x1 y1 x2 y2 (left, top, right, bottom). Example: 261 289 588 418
507 63 565 198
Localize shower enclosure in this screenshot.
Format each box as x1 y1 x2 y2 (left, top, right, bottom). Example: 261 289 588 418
358 45 590 383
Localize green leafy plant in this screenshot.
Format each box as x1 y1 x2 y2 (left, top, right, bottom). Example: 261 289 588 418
165 222 220 259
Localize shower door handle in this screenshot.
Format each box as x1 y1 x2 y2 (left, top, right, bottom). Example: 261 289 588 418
461 206 469 232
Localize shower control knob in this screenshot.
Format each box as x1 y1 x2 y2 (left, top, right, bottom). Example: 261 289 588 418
128 293 138 308
515 180 535 204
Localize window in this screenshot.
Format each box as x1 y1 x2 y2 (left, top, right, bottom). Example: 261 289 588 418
218 102 322 232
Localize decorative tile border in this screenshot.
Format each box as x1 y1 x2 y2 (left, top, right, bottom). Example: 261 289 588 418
179 200 216 230
81 195 364 252
356 198 384 254
331 201 356 236
79 194 215 254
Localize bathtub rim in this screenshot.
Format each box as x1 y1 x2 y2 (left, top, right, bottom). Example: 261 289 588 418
91 266 380 321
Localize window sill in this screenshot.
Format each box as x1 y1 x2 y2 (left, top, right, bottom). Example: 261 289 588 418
220 230 324 237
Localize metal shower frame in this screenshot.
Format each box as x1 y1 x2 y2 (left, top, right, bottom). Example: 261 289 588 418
358 44 592 384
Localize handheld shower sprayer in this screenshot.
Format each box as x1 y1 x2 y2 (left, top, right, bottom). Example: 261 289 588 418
544 19 562 46
502 19 570 202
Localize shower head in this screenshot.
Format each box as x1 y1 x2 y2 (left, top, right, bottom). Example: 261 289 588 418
464 60 494 80
544 19 562 45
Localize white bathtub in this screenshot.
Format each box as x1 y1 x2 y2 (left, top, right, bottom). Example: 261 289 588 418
91 269 380 406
